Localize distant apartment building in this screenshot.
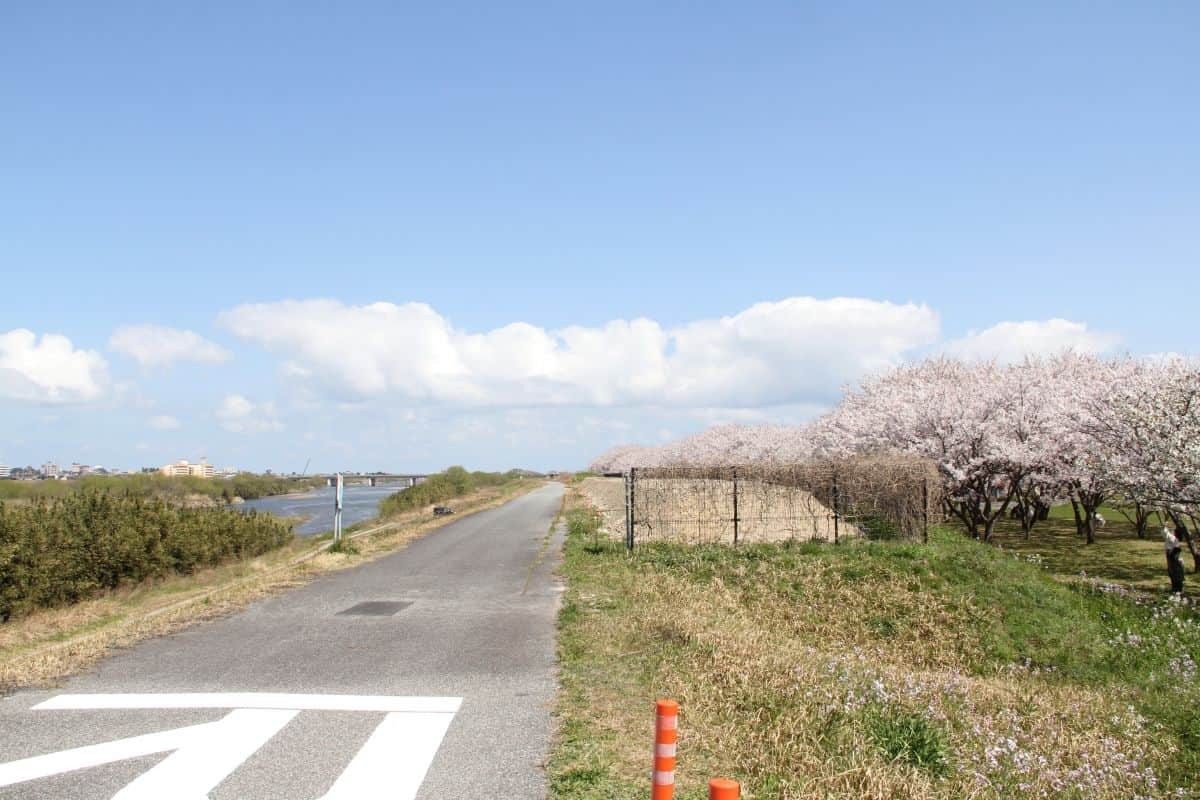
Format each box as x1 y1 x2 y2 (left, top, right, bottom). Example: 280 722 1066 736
41 462 60 479
0 465 11 479
160 458 215 479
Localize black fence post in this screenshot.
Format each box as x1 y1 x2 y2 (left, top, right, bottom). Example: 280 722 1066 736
832 470 840 545
922 477 929 544
732 466 740 546
625 467 637 550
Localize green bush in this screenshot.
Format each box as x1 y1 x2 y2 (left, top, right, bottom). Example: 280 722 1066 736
0 491 293 621
378 466 522 516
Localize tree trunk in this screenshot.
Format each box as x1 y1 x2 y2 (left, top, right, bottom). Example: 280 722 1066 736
949 500 978 538
1078 493 1104 546
1188 514 1200 572
1170 513 1200 572
980 488 1014 544
1020 499 1035 538
1070 499 1084 538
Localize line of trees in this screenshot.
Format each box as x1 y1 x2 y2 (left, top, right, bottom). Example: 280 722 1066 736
591 353 1200 558
379 467 525 516
0 491 293 621
0 472 325 503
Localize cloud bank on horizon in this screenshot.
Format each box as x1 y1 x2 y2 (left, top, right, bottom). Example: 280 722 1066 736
3 296 1123 415
214 297 1118 410
216 297 944 408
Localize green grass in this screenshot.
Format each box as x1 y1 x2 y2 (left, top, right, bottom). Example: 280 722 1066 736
552 499 1200 799
985 502 1182 591
867 710 950 777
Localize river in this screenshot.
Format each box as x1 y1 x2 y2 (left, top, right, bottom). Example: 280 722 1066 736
239 484 399 536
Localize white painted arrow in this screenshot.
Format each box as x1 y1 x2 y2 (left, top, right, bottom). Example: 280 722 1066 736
1 693 462 800
0 708 297 798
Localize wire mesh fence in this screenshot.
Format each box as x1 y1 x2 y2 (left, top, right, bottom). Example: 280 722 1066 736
594 460 937 548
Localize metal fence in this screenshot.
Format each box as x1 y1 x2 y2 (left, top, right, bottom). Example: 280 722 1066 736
619 462 933 548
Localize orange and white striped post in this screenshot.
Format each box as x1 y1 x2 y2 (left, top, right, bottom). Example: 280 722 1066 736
651 699 679 799
709 778 740 799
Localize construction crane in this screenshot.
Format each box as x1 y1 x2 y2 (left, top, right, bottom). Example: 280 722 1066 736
300 458 310 477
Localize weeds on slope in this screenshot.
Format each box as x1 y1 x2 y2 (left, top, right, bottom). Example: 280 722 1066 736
551 495 1200 800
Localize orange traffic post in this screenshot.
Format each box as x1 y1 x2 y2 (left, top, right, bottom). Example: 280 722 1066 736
651 699 679 800
709 778 740 799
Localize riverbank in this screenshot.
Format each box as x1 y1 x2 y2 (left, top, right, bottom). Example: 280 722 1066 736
0 478 546 692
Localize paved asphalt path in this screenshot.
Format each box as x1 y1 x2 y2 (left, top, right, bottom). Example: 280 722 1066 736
0 482 566 799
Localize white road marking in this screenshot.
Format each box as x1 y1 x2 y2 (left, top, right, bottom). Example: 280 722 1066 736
1 693 463 799
34 692 462 714
113 709 298 800
319 711 457 800
0 708 297 795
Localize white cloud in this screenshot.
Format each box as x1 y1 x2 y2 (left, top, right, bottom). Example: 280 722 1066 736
109 325 230 368
218 297 940 409
148 414 181 430
215 394 283 433
0 329 108 403
943 318 1120 363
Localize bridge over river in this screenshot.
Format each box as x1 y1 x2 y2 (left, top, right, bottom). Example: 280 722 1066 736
322 473 428 488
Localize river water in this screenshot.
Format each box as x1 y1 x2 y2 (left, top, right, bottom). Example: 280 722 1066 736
239 484 399 536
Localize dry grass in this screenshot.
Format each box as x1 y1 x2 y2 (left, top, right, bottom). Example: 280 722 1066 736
0 480 543 692
580 476 857 544
551 488 1200 800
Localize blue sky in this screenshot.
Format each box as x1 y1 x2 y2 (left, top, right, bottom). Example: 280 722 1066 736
2 2 1197 473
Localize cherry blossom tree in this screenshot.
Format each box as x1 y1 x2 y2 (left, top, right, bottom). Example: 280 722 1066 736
1036 353 1138 545
590 352 1198 555
1087 357 1200 565
588 444 662 472
822 358 1020 540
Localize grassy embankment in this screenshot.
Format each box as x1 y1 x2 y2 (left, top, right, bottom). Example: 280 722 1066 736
552 489 1200 799
0 469 542 691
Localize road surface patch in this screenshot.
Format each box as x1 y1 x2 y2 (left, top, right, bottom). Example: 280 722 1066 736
336 601 413 616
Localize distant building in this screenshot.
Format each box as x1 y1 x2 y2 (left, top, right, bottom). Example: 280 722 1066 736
0 465 11 480
160 458 215 479
41 461 60 479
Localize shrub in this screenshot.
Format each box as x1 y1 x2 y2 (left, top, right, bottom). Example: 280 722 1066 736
0 491 292 621
378 466 520 516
